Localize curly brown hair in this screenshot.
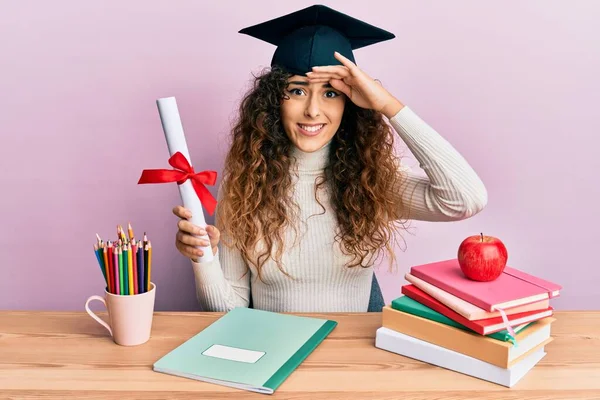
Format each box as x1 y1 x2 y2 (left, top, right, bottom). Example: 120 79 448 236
216 66 414 280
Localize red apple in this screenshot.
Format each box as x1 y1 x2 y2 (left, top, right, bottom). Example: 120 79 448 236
458 233 508 282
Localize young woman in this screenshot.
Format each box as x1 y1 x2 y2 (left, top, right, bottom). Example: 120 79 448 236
172 5 488 313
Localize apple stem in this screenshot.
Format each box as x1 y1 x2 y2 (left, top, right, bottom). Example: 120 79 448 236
480 232 483 242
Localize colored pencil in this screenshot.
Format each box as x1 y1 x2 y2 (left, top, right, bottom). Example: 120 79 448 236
93 244 107 283
113 245 119 295
118 246 124 295
137 241 144 293
138 240 144 292
128 242 134 295
136 240 143 292
123 244 129 295
128 242 136 295
98 245 107 283
93 224 152 295
143 243 148 293
147 242 152 292
102 246 110 293
107 242 114 294
131 242 137 294
136 250 141 293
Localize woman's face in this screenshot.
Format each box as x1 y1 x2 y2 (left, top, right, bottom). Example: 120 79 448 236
280 75 346 153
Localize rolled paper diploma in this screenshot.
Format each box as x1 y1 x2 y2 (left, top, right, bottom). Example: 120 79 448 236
156 96 213 263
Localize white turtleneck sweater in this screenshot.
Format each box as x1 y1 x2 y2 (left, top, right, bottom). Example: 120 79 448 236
191 106 488 312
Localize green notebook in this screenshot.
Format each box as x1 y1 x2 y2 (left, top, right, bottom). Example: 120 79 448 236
391 295 531 342
153 307 337 394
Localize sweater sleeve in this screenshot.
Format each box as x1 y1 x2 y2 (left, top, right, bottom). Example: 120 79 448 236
190 186 251 311
388 106 488 222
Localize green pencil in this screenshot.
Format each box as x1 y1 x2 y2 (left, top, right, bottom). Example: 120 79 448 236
123 245 129 295
118 246 124 295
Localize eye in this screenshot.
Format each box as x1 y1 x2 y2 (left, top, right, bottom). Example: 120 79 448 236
288 88 305 96
325 90 340 98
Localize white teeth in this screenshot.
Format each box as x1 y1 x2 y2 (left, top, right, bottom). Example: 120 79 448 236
300 124 323 132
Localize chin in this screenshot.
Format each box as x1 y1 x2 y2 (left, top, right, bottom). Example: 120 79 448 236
293 137 330 153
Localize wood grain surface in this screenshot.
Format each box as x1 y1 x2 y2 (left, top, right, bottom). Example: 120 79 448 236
0 310 598 399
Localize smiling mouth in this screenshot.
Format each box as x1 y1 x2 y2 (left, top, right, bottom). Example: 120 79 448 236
297 123 326 136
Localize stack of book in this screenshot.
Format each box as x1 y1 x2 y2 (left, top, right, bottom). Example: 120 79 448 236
375 258 562 387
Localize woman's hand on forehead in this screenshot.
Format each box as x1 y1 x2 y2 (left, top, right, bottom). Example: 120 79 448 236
306 52 402 117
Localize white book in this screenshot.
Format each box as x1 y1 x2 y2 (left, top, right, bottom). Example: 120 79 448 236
375 327 546 387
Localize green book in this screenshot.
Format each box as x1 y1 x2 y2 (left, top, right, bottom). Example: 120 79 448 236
153 307 337 394
391 295 530 342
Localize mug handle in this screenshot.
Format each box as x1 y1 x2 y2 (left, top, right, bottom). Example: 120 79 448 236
85 295 113 336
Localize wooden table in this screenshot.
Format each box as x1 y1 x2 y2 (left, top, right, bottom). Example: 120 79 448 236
1 311 599 399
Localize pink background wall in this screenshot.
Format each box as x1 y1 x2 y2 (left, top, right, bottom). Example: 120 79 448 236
1 1 598 311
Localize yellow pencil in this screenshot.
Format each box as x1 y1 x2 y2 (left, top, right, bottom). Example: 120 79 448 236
128 222 134 241
128 242 134 295
119 225 127 242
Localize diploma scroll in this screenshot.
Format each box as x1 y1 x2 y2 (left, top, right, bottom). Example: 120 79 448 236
156 97 214 263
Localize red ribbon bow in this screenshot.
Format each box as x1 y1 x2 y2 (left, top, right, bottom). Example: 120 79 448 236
138 152 218 215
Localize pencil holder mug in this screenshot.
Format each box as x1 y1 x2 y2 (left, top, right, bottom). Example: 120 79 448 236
84 282 156 346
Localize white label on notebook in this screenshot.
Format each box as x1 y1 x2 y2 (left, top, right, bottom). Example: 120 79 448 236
202 344 265 363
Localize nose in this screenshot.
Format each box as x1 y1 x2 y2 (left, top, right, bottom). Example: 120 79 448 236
304 94 321 118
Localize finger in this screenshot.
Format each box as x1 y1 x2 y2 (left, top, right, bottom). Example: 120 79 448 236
309 65 350 76
177 219 206 236
172 206 192 219
305 78 331 84
307 72 348 81
329 79 352 98
206 225 221 246
307 74 351 87
177 241 204 260
177 231 210 247
311 64 350 73
333 51 359 73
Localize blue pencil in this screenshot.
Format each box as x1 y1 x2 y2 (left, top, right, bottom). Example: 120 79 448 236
94 246 107 282
139 240 145 292
137 242 145 293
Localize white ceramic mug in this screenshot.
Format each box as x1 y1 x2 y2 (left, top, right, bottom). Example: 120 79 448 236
85 282 156 346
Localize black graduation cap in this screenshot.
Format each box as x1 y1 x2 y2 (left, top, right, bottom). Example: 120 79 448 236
238 4 395 76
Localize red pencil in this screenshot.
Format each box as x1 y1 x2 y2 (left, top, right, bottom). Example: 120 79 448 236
102 245 111 293
107 242 114 294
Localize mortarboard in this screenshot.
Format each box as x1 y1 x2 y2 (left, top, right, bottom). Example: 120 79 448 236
238 4 395 76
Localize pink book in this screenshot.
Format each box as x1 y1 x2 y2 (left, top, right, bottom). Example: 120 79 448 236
410 259 562 312
404 272 550 320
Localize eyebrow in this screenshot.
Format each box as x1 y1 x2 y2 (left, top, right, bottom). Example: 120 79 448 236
288 80 333 88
